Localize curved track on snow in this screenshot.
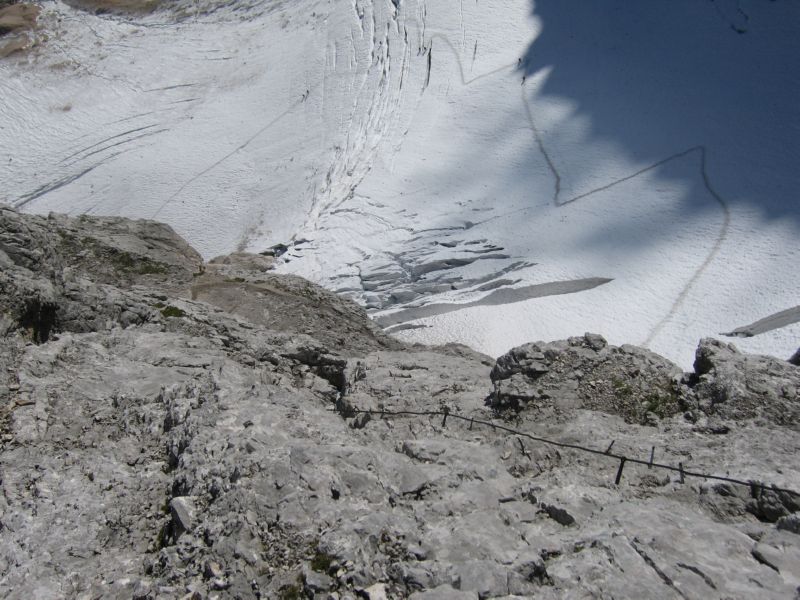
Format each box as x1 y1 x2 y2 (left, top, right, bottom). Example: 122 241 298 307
366 23 733 349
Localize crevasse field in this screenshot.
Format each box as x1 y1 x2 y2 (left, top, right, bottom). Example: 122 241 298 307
2 0 798 368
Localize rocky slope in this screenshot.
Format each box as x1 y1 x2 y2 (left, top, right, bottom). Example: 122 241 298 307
0 205 799 599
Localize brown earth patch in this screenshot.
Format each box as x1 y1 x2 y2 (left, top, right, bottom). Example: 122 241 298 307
62 0 163 14
0 2 39 58
0 3 39 35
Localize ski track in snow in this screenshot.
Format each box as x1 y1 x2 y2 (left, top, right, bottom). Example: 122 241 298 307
345 21 733 351
3 0 798 367
520 89 732 346
292 0 410 248
151 97 305 219
280 1 796 366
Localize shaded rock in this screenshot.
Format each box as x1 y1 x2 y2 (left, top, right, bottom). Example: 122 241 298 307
687 338 800 428
776 514 800 535
0 205 199 340
584 332 607 351
490 343 549 381
508 558 553 594
699 482 751 521
489 333 684 424
747 488 800 523
303 567 333 593
170 496 197 537
541 504 575 527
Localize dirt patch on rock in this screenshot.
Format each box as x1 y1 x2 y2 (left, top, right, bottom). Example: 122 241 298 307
63 0 163 14
0 2 39 58
0 2 38 33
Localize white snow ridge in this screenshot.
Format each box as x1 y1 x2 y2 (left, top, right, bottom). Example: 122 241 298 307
2 0 798 367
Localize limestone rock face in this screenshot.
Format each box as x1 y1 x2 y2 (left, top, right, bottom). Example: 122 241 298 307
1 206 799 599
490 334 800 433
489 334 684 424
789 347 800 366
687 338 800 429
1 206 197 342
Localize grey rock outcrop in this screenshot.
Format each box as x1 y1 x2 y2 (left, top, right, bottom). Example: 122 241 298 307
489 334 800 432
1 206 798 599
489 334 684 424
685 338 800 429
789 348 800 366
0 205 203 341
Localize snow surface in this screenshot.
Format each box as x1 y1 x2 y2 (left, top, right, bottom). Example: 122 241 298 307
1 0 798 368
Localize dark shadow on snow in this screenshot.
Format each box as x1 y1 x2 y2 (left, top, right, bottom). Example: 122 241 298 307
518 0 800 221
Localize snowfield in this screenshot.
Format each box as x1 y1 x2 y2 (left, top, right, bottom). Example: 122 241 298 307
1 0 798 367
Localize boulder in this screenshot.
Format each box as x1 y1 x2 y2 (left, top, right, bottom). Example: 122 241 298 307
489 333 684 424
686 338 800 428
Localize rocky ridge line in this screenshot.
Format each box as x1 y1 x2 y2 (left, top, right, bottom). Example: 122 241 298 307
0 205 798 599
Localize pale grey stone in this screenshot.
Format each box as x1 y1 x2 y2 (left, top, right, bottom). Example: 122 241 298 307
409 584 478 599
0 206 798 600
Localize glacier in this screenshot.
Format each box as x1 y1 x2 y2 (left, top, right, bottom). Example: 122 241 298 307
1 0 798 367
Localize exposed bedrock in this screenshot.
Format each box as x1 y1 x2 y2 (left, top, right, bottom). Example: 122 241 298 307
488 333 684 425
1 206 798 600
489 333 800 430
686 338 800 429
